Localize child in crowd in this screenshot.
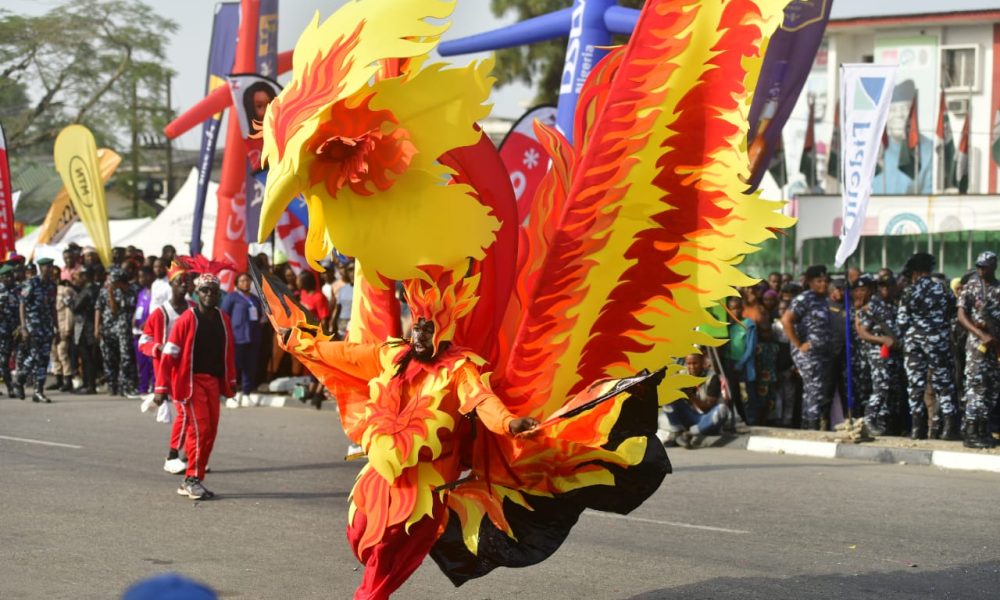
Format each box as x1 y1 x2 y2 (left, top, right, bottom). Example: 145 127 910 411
727 296 758 424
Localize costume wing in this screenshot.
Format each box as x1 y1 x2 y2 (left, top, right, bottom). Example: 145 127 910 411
497 0 794 421
249 262 369 442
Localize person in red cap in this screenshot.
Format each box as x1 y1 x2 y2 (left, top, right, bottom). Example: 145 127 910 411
153 272 237 500
140 262 195 474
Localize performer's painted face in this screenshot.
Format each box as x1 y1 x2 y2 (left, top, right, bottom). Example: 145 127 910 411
411 317 435 361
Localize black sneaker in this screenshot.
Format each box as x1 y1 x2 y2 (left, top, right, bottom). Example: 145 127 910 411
33 390 51 403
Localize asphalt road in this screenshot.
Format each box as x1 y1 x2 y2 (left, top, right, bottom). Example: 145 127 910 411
2 392 998 599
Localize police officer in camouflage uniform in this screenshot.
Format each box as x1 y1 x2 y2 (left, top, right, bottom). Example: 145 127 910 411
855 273 903 435
957 251 1000 449
898 253 959 440
17 258 58 403
0 264 22 397
96 266 138 396
846 275 872 418
781 265 834 430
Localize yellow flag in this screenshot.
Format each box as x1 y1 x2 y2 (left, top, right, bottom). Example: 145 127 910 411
53 125 113 266
35 148 121 249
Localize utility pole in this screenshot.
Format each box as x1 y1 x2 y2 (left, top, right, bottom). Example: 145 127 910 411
165 74 174 201
131 77 140 218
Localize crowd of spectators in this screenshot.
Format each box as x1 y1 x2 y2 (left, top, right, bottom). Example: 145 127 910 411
664 252 1000 450
0 245 361 410
12 244 999 451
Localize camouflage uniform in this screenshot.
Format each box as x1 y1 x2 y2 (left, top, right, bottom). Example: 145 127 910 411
789 290 833 423
958 276 1000 422
857 295 903 426
97 282 138 395
0 277 22 391
19 273 57 389
897 275 957 421
847 308 871 419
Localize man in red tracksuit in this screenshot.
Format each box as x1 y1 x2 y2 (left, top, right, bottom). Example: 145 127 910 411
140 262 194 475
153 272 237 500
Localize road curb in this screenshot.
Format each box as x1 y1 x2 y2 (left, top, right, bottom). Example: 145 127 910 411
744 435 1000 473
236 398 1000 473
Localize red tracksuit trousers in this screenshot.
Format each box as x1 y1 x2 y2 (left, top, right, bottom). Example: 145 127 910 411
169 399 187 452
184 374 221 480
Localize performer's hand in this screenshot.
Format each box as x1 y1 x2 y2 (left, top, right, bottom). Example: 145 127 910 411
152 393 166 406
509 417 539 436
798 341 811 353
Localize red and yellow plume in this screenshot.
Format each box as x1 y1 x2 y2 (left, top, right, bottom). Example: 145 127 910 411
258 0 499 283
403 266 480 355
496 0 795 418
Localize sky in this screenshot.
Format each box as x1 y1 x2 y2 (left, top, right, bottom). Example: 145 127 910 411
3 0 538 151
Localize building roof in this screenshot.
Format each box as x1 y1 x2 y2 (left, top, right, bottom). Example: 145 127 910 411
831 0 1000 22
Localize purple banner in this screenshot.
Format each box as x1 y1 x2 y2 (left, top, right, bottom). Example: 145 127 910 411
244 0 279 244
745 0 832 192
190 2 240 255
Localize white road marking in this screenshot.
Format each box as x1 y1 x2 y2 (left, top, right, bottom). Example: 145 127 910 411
0 435 83 449
584 510 749 534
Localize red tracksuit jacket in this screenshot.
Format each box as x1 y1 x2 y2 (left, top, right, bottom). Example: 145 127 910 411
139 302 194 361
154 307 237 401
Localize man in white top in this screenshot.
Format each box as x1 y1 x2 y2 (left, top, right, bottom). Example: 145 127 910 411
149 257 172 310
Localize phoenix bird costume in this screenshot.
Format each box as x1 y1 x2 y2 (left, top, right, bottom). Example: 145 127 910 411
253 0 792 598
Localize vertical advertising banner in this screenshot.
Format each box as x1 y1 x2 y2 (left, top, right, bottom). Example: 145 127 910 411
498 106 557 222
244 0 278 244
0 123 17 256
53 125 113 266
191 2 240 255
34 148 121 249
835 64 897 267
745 0 832 192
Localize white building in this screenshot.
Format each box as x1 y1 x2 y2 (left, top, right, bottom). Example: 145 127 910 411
765 1 1000 275
779 0 1000 197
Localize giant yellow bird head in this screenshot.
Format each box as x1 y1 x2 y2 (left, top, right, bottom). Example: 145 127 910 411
259 0 500 284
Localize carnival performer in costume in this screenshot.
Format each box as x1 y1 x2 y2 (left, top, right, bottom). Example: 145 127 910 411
254 0 792 597
153 267 237 500
139 261 195 474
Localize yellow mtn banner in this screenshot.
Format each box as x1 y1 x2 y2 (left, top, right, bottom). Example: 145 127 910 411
53 125 113 266
35 147 121 250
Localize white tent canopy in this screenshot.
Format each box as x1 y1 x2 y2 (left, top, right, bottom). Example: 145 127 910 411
117 168 218 257
17 218 151 265
15 168 219 264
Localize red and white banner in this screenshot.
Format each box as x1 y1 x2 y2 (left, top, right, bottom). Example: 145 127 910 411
0 123 17 256
499 106 557 222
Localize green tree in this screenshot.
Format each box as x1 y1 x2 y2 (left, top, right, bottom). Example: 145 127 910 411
489 0 645 105
0 0 177 154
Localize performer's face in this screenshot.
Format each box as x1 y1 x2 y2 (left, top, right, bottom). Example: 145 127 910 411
197 283 221 309
411 317 435 361
170 275 188 299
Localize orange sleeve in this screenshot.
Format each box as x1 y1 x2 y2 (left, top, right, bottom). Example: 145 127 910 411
453 362 515 436
282 326 381 382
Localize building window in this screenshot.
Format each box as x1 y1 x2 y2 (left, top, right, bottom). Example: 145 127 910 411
941 45 979 92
